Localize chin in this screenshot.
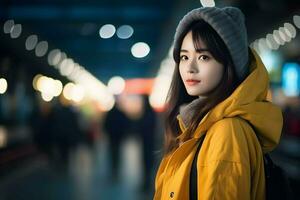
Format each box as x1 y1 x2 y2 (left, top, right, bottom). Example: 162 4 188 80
186 88 211 96
187 90 202 96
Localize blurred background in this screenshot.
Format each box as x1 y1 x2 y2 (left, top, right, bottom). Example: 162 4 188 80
0 0 300 199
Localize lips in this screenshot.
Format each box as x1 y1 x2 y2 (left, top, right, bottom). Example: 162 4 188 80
185 79 201 86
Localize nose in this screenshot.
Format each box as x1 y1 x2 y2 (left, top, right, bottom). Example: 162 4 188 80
187 58 198 74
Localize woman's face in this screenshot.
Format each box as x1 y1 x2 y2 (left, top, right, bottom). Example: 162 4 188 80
179 31 224 97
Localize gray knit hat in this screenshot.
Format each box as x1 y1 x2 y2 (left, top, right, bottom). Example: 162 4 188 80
174 6 249 81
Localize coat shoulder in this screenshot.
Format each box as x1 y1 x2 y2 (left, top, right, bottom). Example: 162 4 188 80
204 117 253 164
208 117 252 139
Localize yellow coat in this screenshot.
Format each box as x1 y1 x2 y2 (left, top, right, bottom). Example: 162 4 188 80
153 49 283 200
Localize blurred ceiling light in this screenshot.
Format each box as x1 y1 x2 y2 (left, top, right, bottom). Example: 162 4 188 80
149 56 175 111
254 22 297 53
272 30 284 45
266 33 279 50
74 72 115 111
3 19 14 34
131 42 150 58
283 23 296 38
36 76 48 92
54 52 67 69
48 49 61 66
72 84 85 103
117 25 134 39
0 78 8 94
252 40 260 52
53 80 63 97
258 38 269 52
285 23 297 38
10 24 22 38
283 26 293 39
149 75 172 111
58 58 68 71
293 15 300 28
63 83 75 100
25 35 38 50
107 76 126 95
37 76 54 95
35 76 62 97
6 21 115 108
41 92 53 102
99 24 116 39
59 58 75 76
278 27 291 42
103 97 115 111
35 41 48 57
63 82 85 102
32 74 43 90
67 63 82 81
200 0 215 7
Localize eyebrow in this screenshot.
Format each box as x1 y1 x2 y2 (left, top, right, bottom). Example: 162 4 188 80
180 48 210 53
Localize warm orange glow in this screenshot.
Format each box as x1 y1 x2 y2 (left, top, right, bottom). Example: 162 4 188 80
152 105 167 113
124 78 154 94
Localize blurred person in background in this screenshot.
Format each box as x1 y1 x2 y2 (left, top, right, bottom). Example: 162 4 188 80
50 100 82 168
31 96 82 169
104 98 131 181
30 98 54 160
136 95 157 192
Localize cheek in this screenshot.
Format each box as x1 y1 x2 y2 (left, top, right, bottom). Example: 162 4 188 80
179 65 185 80
202 64 224 87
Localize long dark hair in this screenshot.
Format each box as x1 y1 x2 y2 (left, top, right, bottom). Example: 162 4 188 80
164 19 247 154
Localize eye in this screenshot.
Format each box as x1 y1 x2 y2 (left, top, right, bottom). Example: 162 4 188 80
198 55 210 61
180 55 188 61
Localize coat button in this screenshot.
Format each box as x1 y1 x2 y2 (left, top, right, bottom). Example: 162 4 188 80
170 192 174 198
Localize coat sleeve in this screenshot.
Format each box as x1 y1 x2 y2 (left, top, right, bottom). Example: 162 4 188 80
199 118 252 200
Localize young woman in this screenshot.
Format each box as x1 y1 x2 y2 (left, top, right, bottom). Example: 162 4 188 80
153 6 283 200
